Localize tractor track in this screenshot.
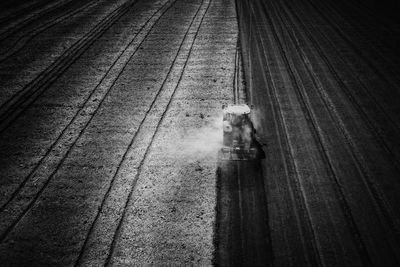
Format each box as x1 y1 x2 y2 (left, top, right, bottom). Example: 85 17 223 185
279 0 400 240
102 1 211 265
0 0 138 133
1 0 400 264
0 0 74 41
71 0 208 264
0 0 174 244
256 1 375 262
318 0 400 58
238 0 400 264
290 2 400 169
286 2 400 155
293 0 400 136
304 0 400 101
314 0 400 70
214 2 273 263
248 0 373 264
232 0 322 265
0 0 230 263
0 0 98 61
236 0 322 264
343 0 400 33
261 0 400 264
245 1 324 265
232 37 240 104
334 0 400 35
0 0 54 26
233 0 400 264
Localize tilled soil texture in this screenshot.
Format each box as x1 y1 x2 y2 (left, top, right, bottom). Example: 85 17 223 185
0 0 237 265
2 0 400 265
237 0 400 266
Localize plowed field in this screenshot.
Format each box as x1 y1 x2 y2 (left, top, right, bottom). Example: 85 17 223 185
1 0 399 266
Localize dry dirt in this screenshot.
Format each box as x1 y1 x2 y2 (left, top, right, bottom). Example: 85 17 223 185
0 0 237 265
1 0 400 266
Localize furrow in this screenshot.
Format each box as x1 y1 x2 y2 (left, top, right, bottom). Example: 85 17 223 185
0 0 171 243
0 0 138 133
104 0 211 265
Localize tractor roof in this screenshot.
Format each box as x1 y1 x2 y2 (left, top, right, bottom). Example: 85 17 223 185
224 104 251 115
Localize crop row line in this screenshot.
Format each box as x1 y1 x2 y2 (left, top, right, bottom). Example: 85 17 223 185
248 2 326 265
102 0 212 265
0 0 136 133
281 0 400 239
260 0 400 264
0 0 54 25
0 0 98 61
0 0 167 244
0 0 74 41
238 0 321 265
257 0 378 264
305 0 400 100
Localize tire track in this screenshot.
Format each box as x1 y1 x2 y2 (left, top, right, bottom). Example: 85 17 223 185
0 0 74 41
319 0 400 55
0 0 137 133
252 0 370 265
257 0 374 264
249 4 327 264
264 0 400 264
0 0 173 243
0 0 53 25
341 0 400 34
102 1 211 265
232 37 240 104
330 0 400 35
71 0 195 263
0 0 156 213
293 1 400 162
215 3 273 262
0 0 97 61
292 0 400 138
304 0 400 94
287 0 400 168
279 0 400 240
294 0 400 135
239 0 322 265
316 0 400 67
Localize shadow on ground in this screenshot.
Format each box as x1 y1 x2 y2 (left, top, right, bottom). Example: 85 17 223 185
214 155 273 266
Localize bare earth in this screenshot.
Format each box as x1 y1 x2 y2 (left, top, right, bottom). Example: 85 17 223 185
1 0 400 266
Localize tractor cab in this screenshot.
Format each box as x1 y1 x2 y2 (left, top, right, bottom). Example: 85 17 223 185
221 104 258 160
223 104 251 127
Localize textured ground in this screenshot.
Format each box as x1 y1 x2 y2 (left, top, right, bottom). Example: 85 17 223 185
231 0 400 265
1 0 400 266
0 0 236 265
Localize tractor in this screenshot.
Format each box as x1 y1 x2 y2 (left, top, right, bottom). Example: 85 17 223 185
220 104 259 160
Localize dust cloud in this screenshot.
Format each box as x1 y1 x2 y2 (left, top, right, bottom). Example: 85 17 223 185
167 116 224 162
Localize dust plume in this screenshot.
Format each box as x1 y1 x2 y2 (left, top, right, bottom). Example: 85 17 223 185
167 116 224 162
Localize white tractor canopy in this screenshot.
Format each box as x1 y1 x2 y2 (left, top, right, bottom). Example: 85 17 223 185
223 104 251 115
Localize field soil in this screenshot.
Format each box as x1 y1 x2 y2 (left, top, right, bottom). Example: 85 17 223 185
1 0 400 266
234 0 400 265
0 0 237 265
